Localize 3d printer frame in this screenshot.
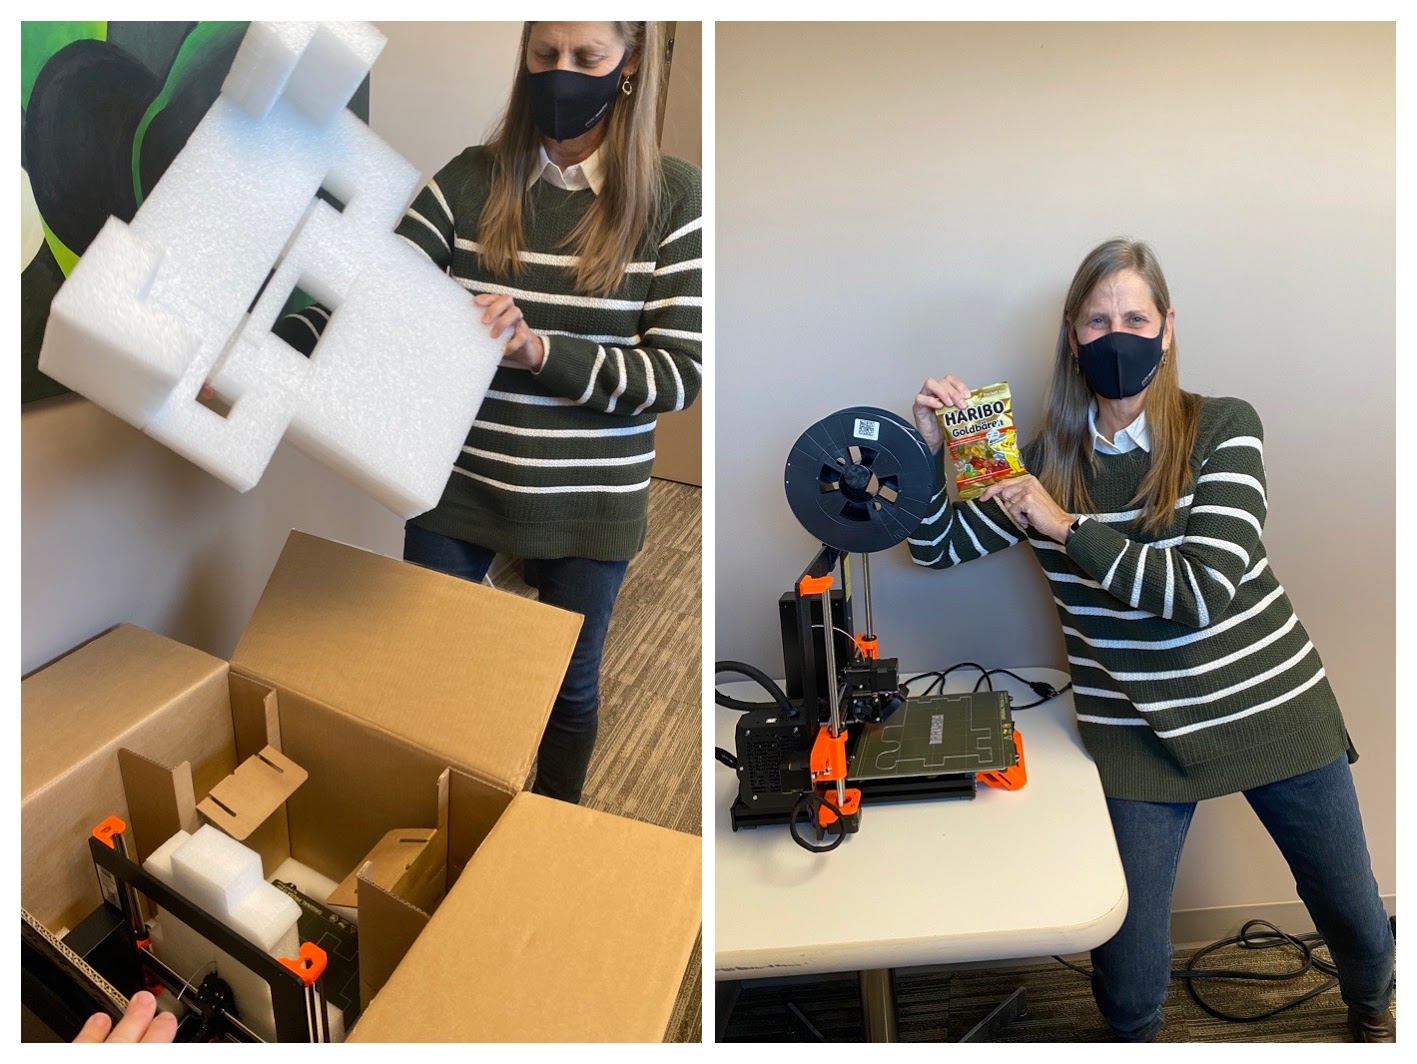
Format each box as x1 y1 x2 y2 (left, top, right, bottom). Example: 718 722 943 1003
75 818 332 1043
729 543 1022 845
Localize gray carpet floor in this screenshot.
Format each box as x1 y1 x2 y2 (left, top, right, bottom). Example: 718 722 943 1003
718 939 1396 1042
491 477 702 1042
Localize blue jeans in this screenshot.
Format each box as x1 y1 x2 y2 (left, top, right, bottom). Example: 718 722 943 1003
403 523 629 805
1092 755 1394 1041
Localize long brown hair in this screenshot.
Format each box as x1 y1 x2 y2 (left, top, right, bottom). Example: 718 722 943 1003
1035 239 1201 535
478 21 666 297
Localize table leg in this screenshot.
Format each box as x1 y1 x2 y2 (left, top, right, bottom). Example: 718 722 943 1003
858 968 899 1042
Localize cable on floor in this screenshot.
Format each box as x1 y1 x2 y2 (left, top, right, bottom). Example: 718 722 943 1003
1052 918 1359 1023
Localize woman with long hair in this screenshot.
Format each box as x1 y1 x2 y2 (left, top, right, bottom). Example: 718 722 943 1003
908 239 1393 1042
279 21 700 805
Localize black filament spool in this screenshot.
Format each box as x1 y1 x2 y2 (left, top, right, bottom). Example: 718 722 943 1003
783 406 936 554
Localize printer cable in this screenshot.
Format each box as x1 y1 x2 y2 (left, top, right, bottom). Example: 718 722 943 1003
1052 918 1356 1023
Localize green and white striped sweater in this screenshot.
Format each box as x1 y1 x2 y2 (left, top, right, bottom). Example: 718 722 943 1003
907 396 1354 802
278 145 702 561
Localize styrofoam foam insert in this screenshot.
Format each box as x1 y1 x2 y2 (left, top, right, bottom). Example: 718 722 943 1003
269 856 341 904
223 22 385 125
228 882 302 953
144 830 192 881
273 923 301 965
169 825 263 916
37 19 503 519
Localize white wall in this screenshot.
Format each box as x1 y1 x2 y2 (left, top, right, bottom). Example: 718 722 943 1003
20 399 403 673
369 22 524 182
20 22 621 673
715 22 1395 920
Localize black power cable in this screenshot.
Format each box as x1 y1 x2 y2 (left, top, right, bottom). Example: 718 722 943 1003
903 662 992 697
902 664 1072 709
973 667 1073 709
788 791 848 854
715 660 797 715
1052 918 1356 1024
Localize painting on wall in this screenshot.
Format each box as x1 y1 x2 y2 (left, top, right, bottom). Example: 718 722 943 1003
20 22 371 405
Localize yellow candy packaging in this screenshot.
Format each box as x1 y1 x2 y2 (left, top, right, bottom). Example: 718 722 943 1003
938 382 1028 501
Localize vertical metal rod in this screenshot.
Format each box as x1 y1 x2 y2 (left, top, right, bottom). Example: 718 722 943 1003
819 588 846 806
860 552 875 639
820 588 842 736
859 968 900 1042
318 980 330 1042
110 832 145 943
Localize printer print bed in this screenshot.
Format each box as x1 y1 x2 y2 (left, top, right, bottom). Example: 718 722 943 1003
851 692 1016 780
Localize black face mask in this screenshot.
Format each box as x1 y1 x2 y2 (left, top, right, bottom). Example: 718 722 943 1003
1075 325 1166 400
525 51 628 142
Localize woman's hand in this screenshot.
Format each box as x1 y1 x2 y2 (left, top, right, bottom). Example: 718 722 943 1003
913 376 972 451
73 992 177 1044
978 474 1074 543
474 293 545 372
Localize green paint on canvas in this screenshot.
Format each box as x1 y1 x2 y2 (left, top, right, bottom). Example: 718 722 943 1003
40 216 78 276
130 21 248 206
20 22 107 110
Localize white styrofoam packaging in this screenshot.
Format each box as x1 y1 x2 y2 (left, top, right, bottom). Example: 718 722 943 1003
169 825 264 915
222 22 385 125
37 20 503 519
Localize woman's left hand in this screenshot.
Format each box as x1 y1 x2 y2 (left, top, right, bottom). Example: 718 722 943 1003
474 293 545 371
978 475 1074 543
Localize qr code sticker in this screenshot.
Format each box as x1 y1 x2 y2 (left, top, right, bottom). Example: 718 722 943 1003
853 418 880 440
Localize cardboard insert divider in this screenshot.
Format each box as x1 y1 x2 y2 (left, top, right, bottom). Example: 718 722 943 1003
337 767 496 1007
328 829 439 909
116 750 198 863
197 745 307 841
355 824 450 1009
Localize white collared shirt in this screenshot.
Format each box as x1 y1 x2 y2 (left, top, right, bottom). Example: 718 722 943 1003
527 145 604 195
1067 404 1151 536
1089 401 1151 455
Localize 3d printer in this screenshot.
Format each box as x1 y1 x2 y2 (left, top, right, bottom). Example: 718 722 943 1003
719 407 1026 852
20 815 349 1043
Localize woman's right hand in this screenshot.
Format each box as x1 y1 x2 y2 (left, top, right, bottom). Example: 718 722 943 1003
913 376 972 451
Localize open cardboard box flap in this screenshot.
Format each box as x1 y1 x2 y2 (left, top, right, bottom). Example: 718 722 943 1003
350 791 702 1043
229 531 583 793
21 625 237 932
22 625 230 804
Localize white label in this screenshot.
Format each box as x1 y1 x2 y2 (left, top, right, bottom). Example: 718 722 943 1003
97 865 120 909
929 714 944 745
853 418 880 441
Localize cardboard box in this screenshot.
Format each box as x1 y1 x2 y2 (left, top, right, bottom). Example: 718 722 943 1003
20 531 701 1042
